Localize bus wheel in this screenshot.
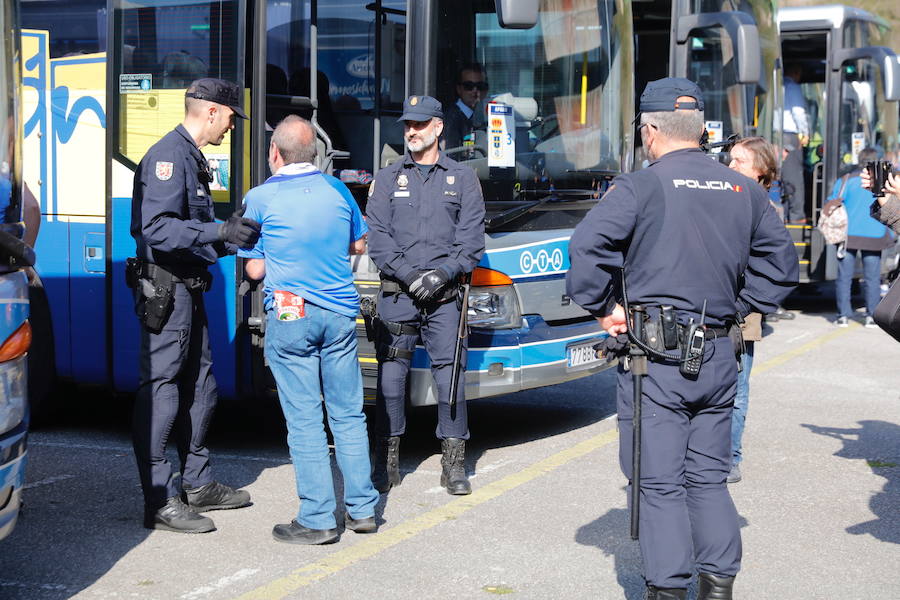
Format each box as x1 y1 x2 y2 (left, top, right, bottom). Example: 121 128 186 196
27 270 56 427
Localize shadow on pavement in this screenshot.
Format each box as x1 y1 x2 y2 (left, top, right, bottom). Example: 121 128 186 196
374 368 618 506
0 387 287 600
576 507 644 600
802 420 899 545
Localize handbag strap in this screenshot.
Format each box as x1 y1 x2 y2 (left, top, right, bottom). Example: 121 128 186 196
835 174 850 203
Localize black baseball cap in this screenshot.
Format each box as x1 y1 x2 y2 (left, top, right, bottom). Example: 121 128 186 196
185 78 248 119
398 95 443 122
639 77 704 113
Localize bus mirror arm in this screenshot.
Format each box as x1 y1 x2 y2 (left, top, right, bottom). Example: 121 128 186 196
0 227 35 268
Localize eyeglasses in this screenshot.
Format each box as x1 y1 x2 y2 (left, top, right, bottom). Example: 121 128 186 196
459 80 489 91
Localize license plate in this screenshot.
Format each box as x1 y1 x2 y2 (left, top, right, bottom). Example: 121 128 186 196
566 340 604 370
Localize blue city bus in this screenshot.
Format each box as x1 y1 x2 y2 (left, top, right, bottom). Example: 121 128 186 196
0 0 32 542
19 0 777 408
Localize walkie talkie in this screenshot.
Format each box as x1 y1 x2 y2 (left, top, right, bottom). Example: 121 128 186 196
680 300 707 377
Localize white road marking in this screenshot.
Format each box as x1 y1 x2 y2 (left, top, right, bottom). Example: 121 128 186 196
23 474 75 490
785 332 813 344
181 569 260 600
28 441 287 464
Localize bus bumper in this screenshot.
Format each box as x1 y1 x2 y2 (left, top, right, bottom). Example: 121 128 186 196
0 419 28 541
360 315 612 406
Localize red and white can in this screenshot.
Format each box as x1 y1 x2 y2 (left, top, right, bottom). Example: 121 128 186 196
273 290 306 320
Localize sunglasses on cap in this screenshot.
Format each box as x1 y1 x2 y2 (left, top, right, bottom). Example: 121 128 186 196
459 80 488 91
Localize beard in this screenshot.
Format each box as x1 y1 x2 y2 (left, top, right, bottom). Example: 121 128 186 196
407 129 437 153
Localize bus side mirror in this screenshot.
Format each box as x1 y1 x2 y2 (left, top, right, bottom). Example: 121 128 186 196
495 0 538 29
676 12 761 85
883 55 900 102
832 47 900 102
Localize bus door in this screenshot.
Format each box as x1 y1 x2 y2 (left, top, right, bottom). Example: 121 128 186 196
245 0 407 397
108 0 248 396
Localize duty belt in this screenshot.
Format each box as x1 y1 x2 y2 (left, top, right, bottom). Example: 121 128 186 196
141 261 212 291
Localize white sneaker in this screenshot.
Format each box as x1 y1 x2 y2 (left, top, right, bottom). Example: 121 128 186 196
864 316 877 328
834 316 849 327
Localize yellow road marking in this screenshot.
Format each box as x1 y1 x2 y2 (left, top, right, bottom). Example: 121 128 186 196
234 321 851 599
753 321 858 375
232 429 619 600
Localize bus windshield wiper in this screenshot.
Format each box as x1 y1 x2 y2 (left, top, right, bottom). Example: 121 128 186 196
484 200 545 231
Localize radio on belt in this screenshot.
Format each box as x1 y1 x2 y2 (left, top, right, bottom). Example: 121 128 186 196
679 300 707 377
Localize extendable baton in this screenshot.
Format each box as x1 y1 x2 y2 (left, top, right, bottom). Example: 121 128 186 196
629 305 648 540
449 274 472 407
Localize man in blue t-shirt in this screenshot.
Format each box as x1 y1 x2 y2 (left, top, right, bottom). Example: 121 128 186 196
239 115 378 545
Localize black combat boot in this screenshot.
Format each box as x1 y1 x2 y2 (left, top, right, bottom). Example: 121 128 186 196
185 481 251 512
372 436 401 493
440 438 471 495
645 586 687 600
697 573 735 599
144 496 216 533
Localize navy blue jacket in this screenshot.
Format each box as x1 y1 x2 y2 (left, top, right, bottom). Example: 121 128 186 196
366 150 485 283
131 125 232 266
567 147 798 326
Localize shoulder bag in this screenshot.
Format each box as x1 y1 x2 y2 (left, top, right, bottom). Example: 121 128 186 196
817 175 849 245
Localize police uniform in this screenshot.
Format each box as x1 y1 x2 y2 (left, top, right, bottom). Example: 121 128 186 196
366 95 485 495
130 78 257 532
566 79 798 598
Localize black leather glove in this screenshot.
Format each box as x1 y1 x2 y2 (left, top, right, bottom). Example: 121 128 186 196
408 269 450 302
218 206 261 249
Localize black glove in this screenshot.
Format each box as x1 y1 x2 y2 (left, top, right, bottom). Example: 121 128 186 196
218 206 261 249
408 269 450 302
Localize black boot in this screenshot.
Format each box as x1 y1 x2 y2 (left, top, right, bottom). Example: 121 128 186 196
697 573 735 600
372 436 401 493
440 438 471 495
185 481 251 512
144 497 216 533
645 586 687 600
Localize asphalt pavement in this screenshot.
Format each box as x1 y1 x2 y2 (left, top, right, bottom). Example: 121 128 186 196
0 297 897 599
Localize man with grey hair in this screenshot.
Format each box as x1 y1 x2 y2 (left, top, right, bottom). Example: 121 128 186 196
239 115 378 545
567 78 798 600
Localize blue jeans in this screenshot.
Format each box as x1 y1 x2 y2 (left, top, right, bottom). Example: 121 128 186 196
731 343 754 466
264 303 378 530
836 249 882 318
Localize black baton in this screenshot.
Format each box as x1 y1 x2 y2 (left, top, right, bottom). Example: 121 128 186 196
629 305 648 540
448 274 472 407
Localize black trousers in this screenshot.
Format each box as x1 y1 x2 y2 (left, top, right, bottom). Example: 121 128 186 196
133 283 217 509
374 290 468 440
617 336 741 588
782 133 807 222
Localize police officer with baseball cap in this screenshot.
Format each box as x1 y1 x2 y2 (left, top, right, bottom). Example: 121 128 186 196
567 78 798 599
129 78 259 533
366 95 485 495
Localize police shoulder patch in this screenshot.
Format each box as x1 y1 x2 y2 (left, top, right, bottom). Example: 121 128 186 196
155 161 174 181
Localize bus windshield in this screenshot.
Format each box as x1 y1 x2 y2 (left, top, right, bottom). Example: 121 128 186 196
435 0 633 202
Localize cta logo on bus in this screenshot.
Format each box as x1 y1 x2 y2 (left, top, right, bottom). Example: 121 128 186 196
520 248 564 274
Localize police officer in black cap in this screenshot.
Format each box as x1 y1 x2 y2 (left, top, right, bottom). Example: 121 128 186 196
567 78 798 599
366 95 485 495
129 78 260 533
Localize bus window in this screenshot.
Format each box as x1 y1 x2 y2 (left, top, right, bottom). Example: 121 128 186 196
838 57 899 168
435 0 632 214
265 1 406 177
112 0 242 210
21 0 107 58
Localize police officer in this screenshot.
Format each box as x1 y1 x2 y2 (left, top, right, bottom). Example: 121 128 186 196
566 78 798 599
366 95 485 495
130 78 261 533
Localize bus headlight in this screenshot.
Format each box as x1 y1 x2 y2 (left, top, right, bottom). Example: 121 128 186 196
467 285 522 329
0 356 27 435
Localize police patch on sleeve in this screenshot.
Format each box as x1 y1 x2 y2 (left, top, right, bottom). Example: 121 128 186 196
155 161 174 181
